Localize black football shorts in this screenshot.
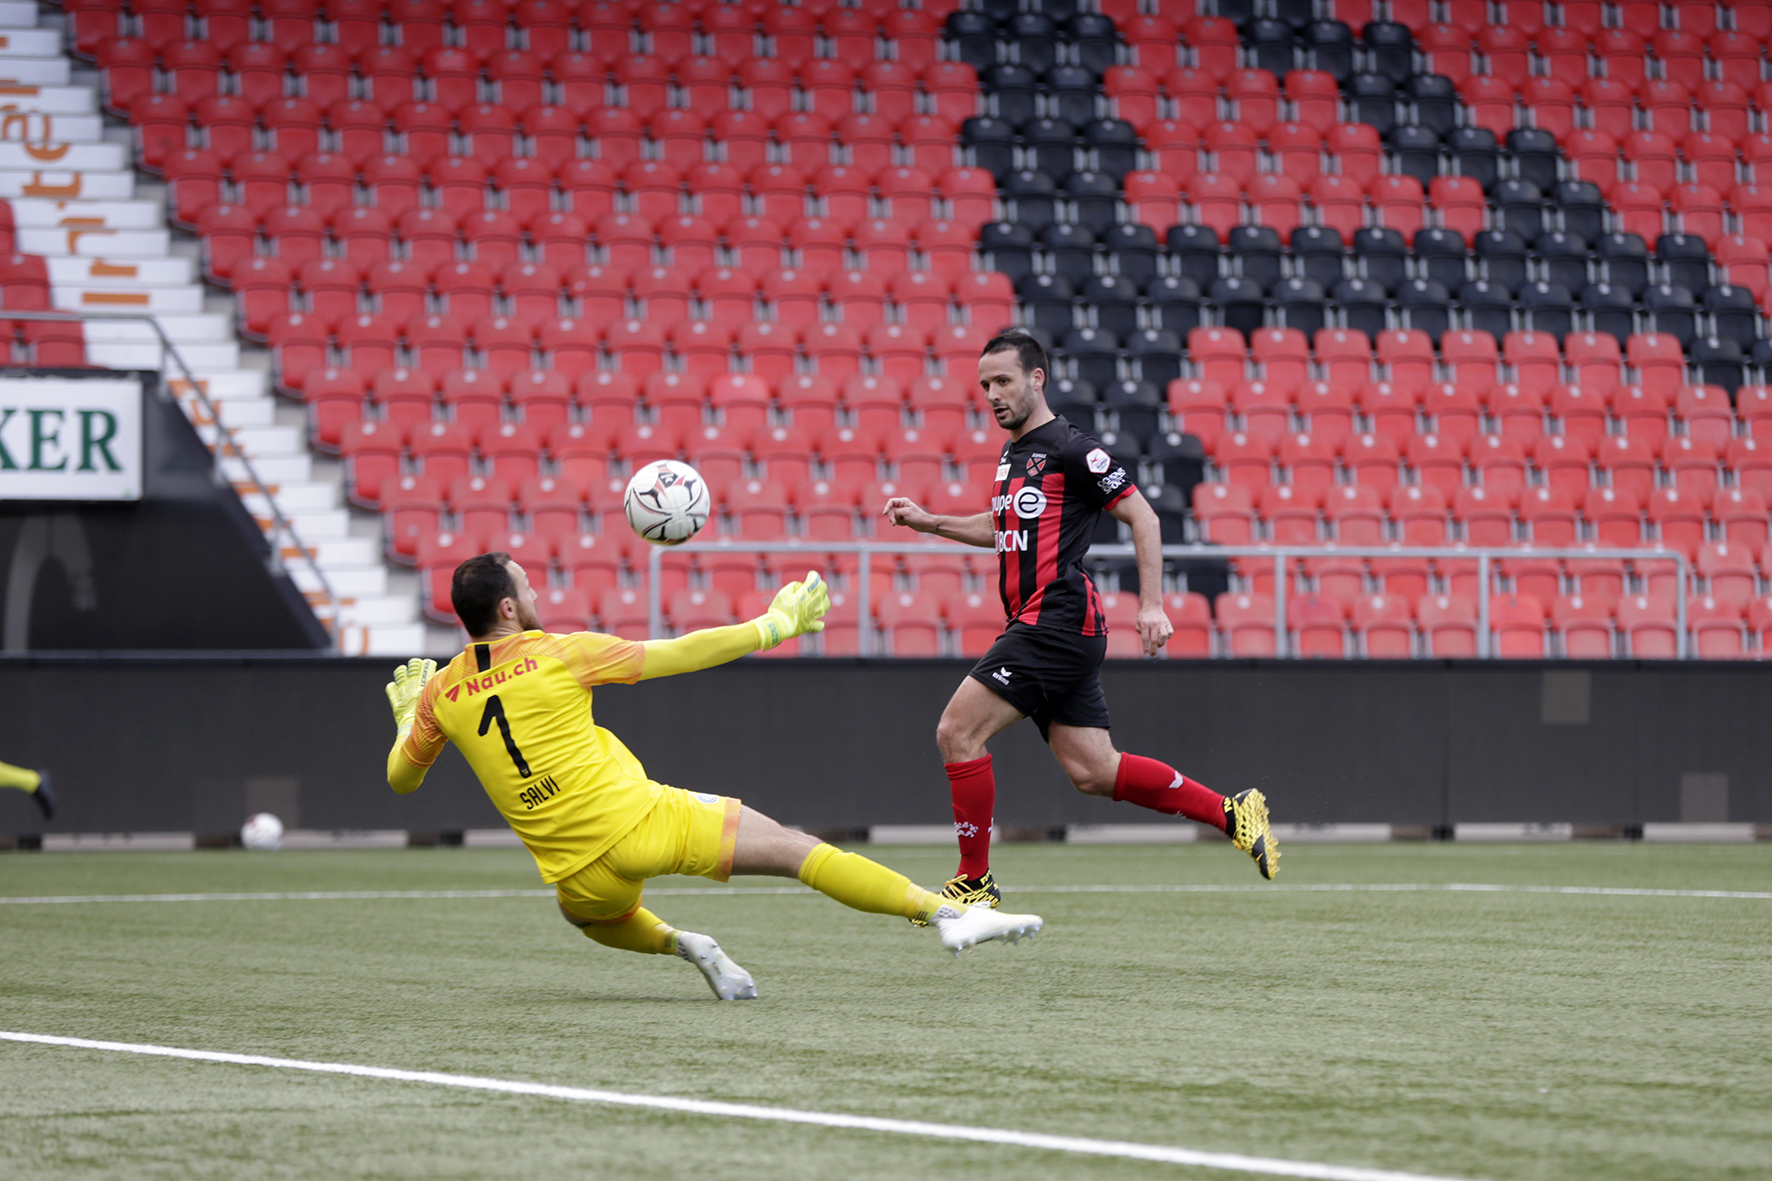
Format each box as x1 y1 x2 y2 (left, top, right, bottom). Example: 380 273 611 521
967 622 1111 741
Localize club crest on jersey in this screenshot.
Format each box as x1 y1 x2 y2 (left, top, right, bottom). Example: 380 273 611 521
1013 486 1048 518
1025 453 1047 477
1086 447 1112 474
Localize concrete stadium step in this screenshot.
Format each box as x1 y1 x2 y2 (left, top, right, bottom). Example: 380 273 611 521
0 112 101 141
240 486 340 517
0 168 132 198
291 565 389 599
0 85 92 113
12 197 163 227
280 537 382 569
221 454 312 486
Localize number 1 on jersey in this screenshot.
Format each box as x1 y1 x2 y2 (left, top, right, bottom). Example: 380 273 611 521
478 694 532 778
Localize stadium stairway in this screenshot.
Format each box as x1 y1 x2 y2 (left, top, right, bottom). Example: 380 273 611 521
25 3 426 653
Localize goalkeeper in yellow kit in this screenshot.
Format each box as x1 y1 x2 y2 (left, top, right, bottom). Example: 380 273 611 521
385 552 1042 1000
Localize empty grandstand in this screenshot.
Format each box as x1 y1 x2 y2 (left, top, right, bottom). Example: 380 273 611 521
30 0 1772 658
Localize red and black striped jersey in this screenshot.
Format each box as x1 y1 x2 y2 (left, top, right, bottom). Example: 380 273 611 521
988 416 1136 634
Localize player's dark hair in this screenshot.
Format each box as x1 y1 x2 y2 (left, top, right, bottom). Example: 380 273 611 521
981 329 1049 381
451 552 515 636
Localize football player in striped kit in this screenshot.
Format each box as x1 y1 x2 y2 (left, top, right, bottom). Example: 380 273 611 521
884 331 1278 911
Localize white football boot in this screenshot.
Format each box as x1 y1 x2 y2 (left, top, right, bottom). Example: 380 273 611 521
932 903 1044 956
674 931 758 1000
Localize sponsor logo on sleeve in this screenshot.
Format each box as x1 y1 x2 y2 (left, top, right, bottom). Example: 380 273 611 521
1086 447 1112 474
1097 468 1128 495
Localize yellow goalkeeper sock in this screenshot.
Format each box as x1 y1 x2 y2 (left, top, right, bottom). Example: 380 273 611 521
797 844 950 924
0 761 40 793
580 907 677 955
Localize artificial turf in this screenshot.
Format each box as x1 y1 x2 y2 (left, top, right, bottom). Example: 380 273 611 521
1 841 1767 1181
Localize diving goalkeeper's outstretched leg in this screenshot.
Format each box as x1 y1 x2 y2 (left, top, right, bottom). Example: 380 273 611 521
731 805 1042 957
0 760 53 819
556 803 1044 999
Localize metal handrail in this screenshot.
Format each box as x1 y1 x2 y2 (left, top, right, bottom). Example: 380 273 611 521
0 311 338 633
649 537 1691 658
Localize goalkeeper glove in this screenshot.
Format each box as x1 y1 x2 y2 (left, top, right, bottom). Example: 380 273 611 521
385 657 437 743
752 571 829 650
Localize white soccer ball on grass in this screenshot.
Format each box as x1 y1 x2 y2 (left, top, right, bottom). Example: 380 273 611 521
241 812 284 851
623 459 710 545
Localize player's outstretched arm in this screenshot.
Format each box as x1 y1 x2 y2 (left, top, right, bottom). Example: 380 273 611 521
639 572 830 679
881 497 996 548
1108 490 1175 656
385 657 436 793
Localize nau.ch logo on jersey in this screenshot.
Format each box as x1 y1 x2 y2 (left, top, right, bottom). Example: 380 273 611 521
445 656 540 701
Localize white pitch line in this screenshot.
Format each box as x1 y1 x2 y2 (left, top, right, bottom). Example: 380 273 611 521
0 1030 1487 1181
1 883 1768 906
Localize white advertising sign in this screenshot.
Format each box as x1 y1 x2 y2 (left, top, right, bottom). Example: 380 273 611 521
0 375 143 500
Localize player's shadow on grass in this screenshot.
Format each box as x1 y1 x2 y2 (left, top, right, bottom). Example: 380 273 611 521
543 991 727 1006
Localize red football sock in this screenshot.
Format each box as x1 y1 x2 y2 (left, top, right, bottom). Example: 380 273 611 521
945 755 995 879
1112 753 1228 833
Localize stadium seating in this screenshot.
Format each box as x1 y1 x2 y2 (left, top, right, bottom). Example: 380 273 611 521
64 0 1772 657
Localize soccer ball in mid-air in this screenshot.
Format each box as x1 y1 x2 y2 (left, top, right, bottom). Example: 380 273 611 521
241 812 284 851
623 459 710 545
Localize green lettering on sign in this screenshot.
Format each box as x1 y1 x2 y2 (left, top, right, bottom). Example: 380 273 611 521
28 408 65 471
0 407 15 470
78 409 121 472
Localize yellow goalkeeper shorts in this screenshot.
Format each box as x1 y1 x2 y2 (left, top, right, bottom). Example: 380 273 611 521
554 787 742 925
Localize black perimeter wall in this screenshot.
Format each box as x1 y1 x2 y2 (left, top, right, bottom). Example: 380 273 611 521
1 657 1767 836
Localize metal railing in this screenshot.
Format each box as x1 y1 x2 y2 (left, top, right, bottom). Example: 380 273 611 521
648 537 1691 658
0 311 338 632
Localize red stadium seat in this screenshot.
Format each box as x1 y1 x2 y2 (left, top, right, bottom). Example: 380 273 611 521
1748 596 1772 656
1646 487 1708 558
1357 381 1420 447
1418 593 1478 656
1276 432 1338 495
1618 593 1680 657
1160 592 1214 658
1232 379 1292 440
1689 595 1748 659
1288 593 1348 658
1696 542 1759 607
1714 488 1771 549
1341 431 1403 492
1352 593 1414 658
1469 433 1528 498
1520 485 1580 546
1194 482 1257 544
1216 592 1276 657
340 419 405 508
1488 594 1548 658
1260 483 1321 544
1325 483 1387 544
876 590 943 656
1392 483 1452 545
1552 593 1615 657
1582 486 1643 547
1215 431 1276 489
1661 436 1722 500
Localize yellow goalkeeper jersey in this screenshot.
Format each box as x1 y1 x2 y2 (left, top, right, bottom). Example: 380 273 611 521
402 630 662 882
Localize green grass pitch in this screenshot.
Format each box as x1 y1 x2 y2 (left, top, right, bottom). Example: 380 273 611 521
2 841 1768 1180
